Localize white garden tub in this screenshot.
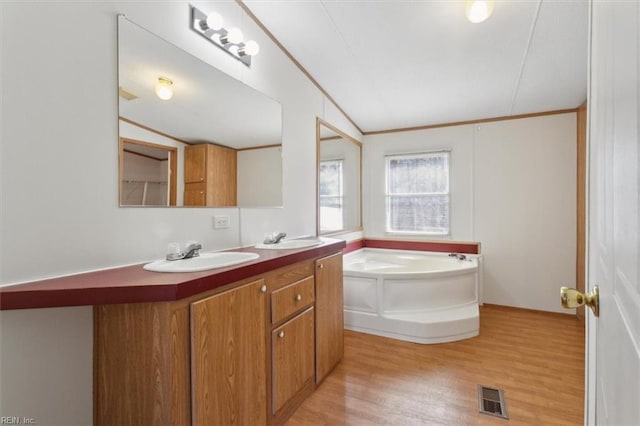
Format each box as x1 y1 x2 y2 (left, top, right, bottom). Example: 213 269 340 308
343 248 481 344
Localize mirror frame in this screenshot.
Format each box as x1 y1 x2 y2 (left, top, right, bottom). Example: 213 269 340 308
316 117 363 236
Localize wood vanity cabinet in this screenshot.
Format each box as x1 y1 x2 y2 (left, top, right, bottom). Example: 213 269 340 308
184 143 237 206
94 302 191 426
272 308 315 415
191 279 268 426
315 252 344 384
269 275 316 424
94 252 343 426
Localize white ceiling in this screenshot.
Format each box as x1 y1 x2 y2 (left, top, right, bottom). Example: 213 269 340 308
243 0 589 133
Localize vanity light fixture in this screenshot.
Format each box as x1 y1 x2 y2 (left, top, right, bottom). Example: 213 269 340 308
190 5 259 67
465 0 495 24
155 77 173 100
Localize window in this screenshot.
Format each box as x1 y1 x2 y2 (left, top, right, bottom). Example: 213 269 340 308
319 159 344 231
385 151 450 235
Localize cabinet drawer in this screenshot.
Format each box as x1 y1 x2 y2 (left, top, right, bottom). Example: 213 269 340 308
265 260 314 291
271 276 314 324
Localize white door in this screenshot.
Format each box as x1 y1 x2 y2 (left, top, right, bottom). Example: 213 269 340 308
587 1 640 425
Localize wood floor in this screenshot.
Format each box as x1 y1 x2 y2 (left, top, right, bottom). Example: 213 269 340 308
287 304 585 425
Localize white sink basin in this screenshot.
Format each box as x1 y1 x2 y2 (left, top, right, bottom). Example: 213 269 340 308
254 239 323 250
143 252 259 273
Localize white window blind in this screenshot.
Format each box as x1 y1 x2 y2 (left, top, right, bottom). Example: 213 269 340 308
385 151 450 235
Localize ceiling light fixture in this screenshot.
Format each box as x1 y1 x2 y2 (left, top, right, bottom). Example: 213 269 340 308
465 0 495 24
190 6 260 67
155 77 173 100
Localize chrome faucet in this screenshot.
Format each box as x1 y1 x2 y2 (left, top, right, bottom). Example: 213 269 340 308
166 242 202 261
263 232 287 244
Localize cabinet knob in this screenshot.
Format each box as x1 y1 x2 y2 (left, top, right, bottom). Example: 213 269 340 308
318 263 324 269
295 294 302 301
260 284 267 293
278 331 285 338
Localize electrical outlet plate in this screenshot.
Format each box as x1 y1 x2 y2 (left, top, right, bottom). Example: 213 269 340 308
213 215 230 229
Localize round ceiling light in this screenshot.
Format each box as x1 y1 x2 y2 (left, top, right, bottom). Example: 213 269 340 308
155 77 173 101
465 0 495 24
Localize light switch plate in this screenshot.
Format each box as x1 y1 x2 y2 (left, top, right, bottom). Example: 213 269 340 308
213 215 230 229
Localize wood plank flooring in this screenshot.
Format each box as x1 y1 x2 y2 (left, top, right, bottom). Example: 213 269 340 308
287 304 585 425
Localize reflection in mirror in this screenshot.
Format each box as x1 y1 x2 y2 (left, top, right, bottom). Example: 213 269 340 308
120 138 177 206
317 119 363 235
118 16 283 207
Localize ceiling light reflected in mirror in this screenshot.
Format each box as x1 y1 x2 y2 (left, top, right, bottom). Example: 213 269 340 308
465 0 495 24
155 77 173 100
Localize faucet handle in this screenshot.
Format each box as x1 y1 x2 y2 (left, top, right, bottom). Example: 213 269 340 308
185 240 201 250
263 232 287 244
165 241 202 261
184 241 202 258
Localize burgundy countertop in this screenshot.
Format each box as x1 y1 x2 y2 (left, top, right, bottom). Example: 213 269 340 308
0 238 346 310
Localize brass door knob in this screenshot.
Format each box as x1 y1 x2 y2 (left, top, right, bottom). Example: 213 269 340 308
560 285 599 317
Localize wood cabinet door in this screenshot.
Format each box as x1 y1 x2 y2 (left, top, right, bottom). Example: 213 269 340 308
191 279 268 426
183 183 206 206
95 302 190 426
272 308 315 414
184 144 206 183
315 252 344 384
208 144 237 206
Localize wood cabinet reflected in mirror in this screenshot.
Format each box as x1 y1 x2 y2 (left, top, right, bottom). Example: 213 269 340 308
317 119 363 235
118 16 282 208
184 144 236 207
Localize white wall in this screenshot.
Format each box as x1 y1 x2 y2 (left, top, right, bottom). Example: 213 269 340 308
122 152 164 182
364 113 576 313
474 114 576 313
365 124 475 240
237 146 283 207
0 2 360 424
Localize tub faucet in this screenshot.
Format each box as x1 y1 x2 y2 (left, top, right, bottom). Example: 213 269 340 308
263 232 287 244
448 253 467 261
166 242 202 261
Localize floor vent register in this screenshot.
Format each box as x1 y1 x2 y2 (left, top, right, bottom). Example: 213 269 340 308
477 385 509 419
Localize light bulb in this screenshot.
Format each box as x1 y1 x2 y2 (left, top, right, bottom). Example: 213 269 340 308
465 0 494 24
155 77 173 101
240 40 260 56
199 11 223 31
224 27 243 44
205 12 224 31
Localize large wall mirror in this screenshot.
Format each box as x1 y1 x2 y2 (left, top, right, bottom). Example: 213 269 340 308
317 119 363 235
118 16 283 207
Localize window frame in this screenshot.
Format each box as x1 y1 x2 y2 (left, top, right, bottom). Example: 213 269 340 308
384 150 451 236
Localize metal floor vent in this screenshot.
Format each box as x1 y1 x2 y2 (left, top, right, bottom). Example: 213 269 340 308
478 385 509 419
